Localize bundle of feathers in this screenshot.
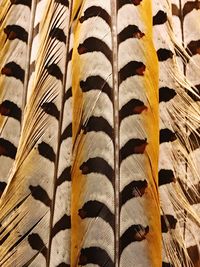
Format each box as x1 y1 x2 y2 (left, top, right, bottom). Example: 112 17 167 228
0 0 199 266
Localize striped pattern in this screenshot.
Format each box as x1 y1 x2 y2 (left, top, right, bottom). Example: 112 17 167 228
118 1 161 267
172 1 200 266
0 1 199 266
153 1 200 266
0 1 74 266
0 0 31 195
71 1 115 265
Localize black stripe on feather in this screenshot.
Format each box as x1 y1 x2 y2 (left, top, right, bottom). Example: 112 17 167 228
57 166 71 185
11 0 32 8
159 169 175 186
78 200 114 229
79 247 114 266
80 157 114 184
157 49 173 61
120 138 147 163
118 25 144 44
78 37 112 63
61 123 72 141
0 100 21 121
29 185 51 207
153 11 167 25
52 214 71 237
80 76 112 101
28 233 47 259
160 129 176 143
119 99 147 122
1 62 25 82
120 225 149 254
161 215 177 233
159 87 176 102
120 180 148 206
82 116 113 141
41 102 60 120
38 142 56 162
0 138 17 159
4 25 28 42
79 6 111 26
119 61 146 84
118 0 143 10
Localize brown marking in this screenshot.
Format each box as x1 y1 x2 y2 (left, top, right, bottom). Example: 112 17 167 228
133 105 147 114
78 209 87 219
136 65 146 75
134 142 147 153
133 32 145 39
1 67 12 75
78 45 87 54
132 0 142 5
0 105 10 116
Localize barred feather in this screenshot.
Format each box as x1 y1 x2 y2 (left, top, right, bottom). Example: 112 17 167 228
153 1 200 266
0 1 199 267
0 1 74 266
71 1 161 266
0 0 32 196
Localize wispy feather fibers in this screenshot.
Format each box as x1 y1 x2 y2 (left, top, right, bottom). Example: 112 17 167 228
0 0 199 267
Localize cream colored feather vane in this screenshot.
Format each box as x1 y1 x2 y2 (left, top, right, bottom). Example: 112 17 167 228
0 0 199 266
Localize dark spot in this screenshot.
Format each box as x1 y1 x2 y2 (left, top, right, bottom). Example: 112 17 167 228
29 185 51 207
0 100 21 121
0 182 7 197
159 169 175 186
41 102 60 120
153 11 167 25
160 129 176 143
28 233 47 258
121 180 148 206
157 49 173 61
159 87 176 102
0 138 17 159
1 62 24 82
49 28 66 42
161 214 177 232
47 64 63 80
4 25 28 42
38 142 55 162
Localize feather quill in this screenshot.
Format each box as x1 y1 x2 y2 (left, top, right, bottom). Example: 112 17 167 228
0 1 199 266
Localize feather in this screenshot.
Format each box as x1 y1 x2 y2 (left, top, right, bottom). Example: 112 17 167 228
171 1 200 265
71 0 161 266
153 0 200 266
0 0 32 196
0 0 74 266
0 0 199 266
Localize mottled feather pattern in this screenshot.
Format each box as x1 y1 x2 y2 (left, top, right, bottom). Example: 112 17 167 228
0 0 199 267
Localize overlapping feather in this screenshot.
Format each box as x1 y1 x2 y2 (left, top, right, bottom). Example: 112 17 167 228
153 0 200 266
0 0 199 267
